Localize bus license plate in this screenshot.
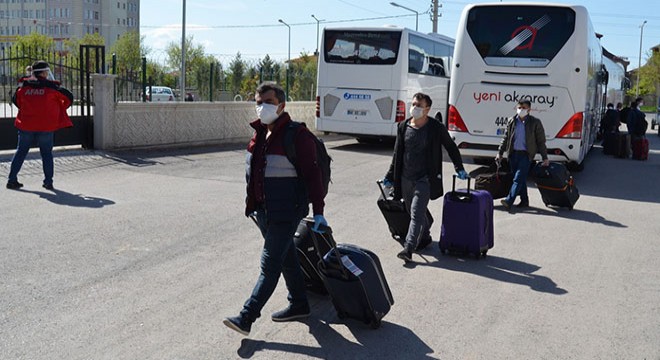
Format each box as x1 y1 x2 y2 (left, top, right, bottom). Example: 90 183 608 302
347 109 367 116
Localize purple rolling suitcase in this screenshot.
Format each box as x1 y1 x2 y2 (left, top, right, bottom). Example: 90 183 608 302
439 176 494 258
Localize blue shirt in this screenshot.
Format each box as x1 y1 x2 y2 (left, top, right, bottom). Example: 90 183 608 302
513 116 527 151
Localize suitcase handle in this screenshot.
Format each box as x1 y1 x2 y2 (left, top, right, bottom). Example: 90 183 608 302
308 224 350 279
248 212 259 227
376 179 389 199
451 175 473 202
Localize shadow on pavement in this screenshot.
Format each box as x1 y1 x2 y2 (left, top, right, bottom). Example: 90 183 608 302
410 253 567 296
237 302 437 359
331 141 394 156
19 188 115 208
494 205 627 228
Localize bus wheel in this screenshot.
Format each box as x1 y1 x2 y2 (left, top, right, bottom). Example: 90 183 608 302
567 161 584 172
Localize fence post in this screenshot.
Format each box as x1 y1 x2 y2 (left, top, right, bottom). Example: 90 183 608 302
112 53 116 74
209 62 214 102
141 56 147 102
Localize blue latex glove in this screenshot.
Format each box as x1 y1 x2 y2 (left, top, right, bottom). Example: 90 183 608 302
457 170 469 180
382 178 393 187
312 214 328 233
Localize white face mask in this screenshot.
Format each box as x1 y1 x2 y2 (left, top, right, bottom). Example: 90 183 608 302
255 103 280 125
409 106 424 120
516 108 529 117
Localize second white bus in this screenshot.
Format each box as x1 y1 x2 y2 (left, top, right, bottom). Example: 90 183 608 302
316 27 455 141
447 3 607 169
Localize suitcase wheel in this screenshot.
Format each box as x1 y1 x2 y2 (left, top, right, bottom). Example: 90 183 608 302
480 250 488 258
370 318 381 329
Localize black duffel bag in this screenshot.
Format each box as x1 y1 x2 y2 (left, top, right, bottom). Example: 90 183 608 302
471 160 513 200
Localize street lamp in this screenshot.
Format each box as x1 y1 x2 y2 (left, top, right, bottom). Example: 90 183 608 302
311 14 323 56
278 19 291 100
636 20 647 98
390 2 418 31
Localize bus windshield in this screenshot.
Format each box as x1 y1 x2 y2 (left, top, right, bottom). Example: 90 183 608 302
324 30 401 65
466 6 575 67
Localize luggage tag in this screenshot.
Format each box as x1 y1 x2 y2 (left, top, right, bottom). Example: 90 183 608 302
340 256 364 276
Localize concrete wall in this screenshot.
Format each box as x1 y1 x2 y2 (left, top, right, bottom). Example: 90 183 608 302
92 74 317 150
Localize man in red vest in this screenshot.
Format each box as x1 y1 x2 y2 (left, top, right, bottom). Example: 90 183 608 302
7 60 73 190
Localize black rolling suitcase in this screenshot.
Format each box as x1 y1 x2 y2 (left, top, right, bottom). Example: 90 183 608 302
376 180 433 250
614 132 631 158
292 218 333 294
602 131 618 155
533 163 579 210
251 215 332 295
310 226 394 329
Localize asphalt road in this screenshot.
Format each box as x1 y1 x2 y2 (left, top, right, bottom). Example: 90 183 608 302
1 133 659 360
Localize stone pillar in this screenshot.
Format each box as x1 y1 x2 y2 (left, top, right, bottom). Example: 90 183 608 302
91 74 117 150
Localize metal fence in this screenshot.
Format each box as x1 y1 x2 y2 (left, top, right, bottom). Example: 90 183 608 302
0 46 90 119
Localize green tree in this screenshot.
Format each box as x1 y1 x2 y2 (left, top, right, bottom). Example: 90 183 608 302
258 54 277 82
165 35 206 91
290 52 317 101
228 52 246 96
64 33 105 59
636 50 660 98
12 33 56 72
109 30 149 75
240 65 260 100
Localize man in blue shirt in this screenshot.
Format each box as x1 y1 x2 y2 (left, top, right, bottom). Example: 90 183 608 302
495 100 549 212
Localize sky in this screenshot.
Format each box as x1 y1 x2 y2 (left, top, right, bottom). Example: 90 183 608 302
140 0 660 70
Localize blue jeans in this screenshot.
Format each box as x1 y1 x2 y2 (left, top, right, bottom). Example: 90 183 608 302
505 151 531 205
8 130 54 185
401 176 431 251
241 209 308 322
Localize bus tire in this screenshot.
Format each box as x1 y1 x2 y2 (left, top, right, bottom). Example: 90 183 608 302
567 161 584 172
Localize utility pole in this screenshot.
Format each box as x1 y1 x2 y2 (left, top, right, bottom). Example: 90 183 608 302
432 0 439 33
180 0 186 100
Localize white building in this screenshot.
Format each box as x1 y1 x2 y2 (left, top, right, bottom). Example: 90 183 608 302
0 0 139 51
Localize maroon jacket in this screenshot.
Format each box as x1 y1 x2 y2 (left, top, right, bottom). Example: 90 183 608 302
245 112 325 218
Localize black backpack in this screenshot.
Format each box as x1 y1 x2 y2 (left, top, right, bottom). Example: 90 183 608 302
283 121 332 198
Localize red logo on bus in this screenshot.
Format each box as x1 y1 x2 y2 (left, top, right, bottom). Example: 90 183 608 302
510 25 538 50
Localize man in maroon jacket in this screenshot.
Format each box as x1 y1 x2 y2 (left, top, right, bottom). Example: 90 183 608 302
7 60 73 190
224 82 328 336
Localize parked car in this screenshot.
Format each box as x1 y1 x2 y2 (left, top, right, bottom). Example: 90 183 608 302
146 86 175 102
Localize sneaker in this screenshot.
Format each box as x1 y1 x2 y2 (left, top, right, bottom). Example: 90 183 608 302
223 315 251 336
6 181 23 190
42 183 54 190
397 249 413 263
271 305 311 322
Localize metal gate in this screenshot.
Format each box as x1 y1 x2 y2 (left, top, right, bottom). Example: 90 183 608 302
0 45 104 151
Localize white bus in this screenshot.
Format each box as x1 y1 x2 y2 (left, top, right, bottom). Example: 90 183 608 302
447 3 607 169
315 27 455 142
602 51 628 107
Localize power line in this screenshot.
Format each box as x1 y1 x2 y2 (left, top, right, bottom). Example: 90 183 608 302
141 13 422 29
